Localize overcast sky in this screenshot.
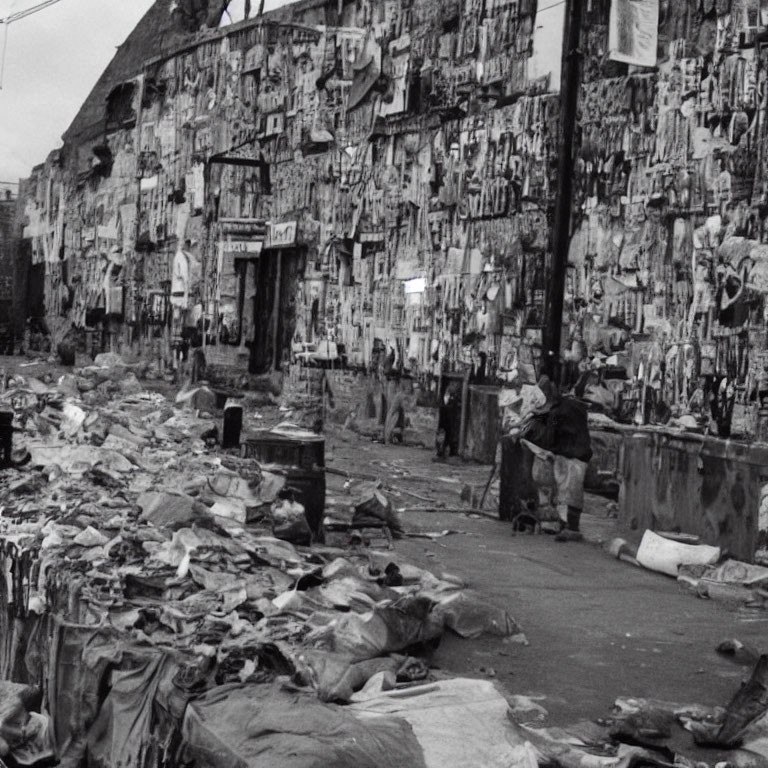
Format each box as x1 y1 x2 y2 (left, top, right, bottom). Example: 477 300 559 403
0 0 288 193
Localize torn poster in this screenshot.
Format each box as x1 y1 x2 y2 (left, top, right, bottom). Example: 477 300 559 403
608 0 659 68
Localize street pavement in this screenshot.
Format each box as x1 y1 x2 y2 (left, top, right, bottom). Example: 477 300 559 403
327 431 768 728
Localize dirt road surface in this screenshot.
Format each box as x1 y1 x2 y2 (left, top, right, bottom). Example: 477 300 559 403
325 432 768 728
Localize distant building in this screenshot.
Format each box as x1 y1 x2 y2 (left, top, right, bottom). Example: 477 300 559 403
0 189 18 337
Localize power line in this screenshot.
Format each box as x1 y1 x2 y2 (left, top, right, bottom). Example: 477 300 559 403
1 0 64 89
0 181 19 185
537 0 567 13
0 0 63 25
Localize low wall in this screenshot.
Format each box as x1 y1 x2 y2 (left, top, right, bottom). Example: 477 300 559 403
324 370 438 448
500 425 768 562
620 430 768 563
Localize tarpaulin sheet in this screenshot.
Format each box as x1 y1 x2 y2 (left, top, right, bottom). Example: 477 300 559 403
349 678 531 768
86 649 178 768
181 682 426 768
48 620 123 767
47 619 188 768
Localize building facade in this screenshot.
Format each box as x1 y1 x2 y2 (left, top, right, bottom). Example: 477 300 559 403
19 0 563 378
0 191 16 326
17 0 768 436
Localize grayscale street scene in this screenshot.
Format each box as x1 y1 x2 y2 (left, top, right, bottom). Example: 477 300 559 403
2 1 768 766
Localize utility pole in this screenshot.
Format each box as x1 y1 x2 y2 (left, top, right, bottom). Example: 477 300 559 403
543 0 584 383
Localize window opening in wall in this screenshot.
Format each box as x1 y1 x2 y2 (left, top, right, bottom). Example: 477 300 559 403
105 83 137 134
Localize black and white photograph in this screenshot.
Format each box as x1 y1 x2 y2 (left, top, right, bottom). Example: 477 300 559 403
3 0 768 766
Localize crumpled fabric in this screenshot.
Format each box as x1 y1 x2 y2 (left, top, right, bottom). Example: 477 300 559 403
293 651 403 703
0 681 30 753
181 682 426 768
431 590 526 641
0 682 55 766
48 621 124 767
552 455 588 512
86 648 180 768
305 596 443 663
10 711 56 767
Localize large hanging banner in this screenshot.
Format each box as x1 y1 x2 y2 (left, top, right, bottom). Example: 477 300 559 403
608 0 659 68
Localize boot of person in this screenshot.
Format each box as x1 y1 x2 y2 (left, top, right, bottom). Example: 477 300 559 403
555 507 583 542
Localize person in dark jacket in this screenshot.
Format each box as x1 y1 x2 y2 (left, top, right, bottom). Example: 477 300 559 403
522 376 593 541
436 380 462 458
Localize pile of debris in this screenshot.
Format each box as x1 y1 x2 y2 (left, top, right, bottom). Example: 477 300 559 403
605 530 768 611
497 651 768 768
0 361 525 767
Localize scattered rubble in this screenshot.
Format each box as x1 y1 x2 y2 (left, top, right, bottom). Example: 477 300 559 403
0 369 526 766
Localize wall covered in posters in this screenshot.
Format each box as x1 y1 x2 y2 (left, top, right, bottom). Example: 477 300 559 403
20 0 561 381
19 0 768 437
566 0 768 437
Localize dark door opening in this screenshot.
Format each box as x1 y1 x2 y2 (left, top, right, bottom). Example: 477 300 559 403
250 248 303 374
27 259 45 325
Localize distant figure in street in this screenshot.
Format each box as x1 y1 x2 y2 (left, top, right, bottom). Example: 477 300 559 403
522 376 593 542
56 326 78 367
436 380 462 458
191 348 207 384
753 364 768 408
186 322 206 384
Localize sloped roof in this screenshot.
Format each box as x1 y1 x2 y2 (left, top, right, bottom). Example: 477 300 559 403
61 0 332 154
61 1 190 149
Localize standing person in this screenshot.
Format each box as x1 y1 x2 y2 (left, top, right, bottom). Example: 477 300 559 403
522 376 593 541
436 379 462 458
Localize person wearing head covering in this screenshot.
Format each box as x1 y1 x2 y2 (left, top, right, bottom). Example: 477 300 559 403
523 375 593 541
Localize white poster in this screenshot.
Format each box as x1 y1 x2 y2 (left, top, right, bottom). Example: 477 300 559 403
529 1 566 92
608 0 659 68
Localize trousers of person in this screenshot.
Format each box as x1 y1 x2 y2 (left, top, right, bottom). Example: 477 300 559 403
523 439 587 528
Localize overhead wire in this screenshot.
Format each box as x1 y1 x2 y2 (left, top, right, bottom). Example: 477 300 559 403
0 0 64 89
1 0 63 25
536 0 567 13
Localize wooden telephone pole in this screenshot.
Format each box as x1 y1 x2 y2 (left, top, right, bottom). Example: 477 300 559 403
542 0 584 382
